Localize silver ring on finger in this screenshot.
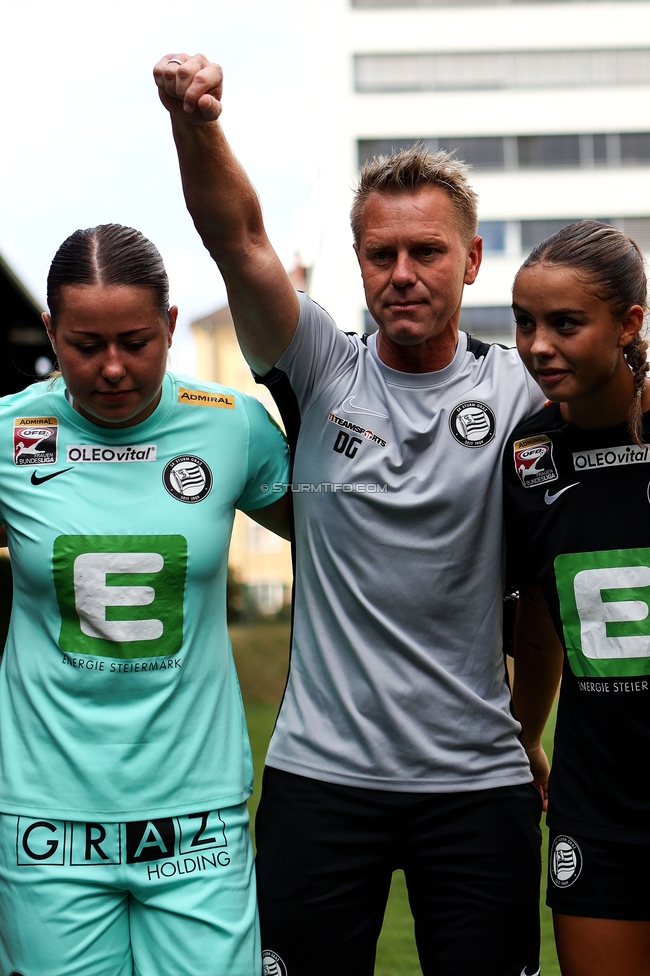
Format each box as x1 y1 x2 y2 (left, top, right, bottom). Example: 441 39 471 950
167 58 183 65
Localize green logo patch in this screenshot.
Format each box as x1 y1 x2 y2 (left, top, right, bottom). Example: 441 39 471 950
555 548 650 678
53 535 187 659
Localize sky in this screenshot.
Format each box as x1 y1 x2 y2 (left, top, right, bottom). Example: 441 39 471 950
1 0 326 372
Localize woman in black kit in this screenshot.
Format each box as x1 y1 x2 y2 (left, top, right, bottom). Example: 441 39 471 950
503 220 650 976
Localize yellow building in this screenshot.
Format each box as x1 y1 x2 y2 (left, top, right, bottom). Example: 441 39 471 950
191 273 306 614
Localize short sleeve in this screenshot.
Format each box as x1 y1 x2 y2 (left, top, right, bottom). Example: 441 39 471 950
275 292 360 411
237 396 291 511
503 435 532 590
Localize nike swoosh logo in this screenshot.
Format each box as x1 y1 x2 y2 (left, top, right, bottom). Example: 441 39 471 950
341 395 388 419
31 467 73 485
521 969 540 976
544 483 579 505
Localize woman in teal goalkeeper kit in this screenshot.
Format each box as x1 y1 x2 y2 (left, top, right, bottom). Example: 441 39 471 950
0 223 290 976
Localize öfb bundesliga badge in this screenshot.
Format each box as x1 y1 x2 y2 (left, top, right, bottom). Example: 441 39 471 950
14 417 58 465
513 434 559 488
163 455 213 503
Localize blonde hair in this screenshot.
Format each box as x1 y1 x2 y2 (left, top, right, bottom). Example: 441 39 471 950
351 144 479 247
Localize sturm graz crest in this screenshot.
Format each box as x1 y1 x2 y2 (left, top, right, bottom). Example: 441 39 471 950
449 401 496 448
163 455 213 503
550 834 583 888
262 950 288 976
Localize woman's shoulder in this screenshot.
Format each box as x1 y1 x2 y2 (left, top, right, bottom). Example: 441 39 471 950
167 371 264 416
0 376 64 417
507 402 563 446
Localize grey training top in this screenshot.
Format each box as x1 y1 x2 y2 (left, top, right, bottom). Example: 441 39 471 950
266 292 544 792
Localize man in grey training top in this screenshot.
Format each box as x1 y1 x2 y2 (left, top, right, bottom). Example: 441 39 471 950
155 52 545 976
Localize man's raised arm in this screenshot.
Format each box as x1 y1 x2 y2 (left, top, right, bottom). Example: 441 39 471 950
154 53 300 375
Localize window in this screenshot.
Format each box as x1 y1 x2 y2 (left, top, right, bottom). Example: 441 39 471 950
479 221 507 253
611 218 650 251
621 133 650 165
357 132 650 171
439 137 504 168
354 49 650 93
459 307 513 334
520 218 650 254
521 220 575 252
518 136 581 168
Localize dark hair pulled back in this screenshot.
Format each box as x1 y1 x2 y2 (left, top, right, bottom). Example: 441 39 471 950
47 223 170 325
518 220 649 446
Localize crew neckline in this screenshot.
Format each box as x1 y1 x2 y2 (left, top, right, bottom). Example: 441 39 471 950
547 402 650 444
367 330 468 389
48 372 175 440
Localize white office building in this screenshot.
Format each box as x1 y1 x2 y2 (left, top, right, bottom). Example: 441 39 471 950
303 0 650 342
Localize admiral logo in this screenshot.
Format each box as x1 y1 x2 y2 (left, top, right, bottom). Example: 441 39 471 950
67 444 157 463
514 434 558 488
328 412 386 447
262 950 288 976
550 835 582 888
449 401 495 448
14 416 58 466
163 456 213 503
573 443 650 471
178 387 234 409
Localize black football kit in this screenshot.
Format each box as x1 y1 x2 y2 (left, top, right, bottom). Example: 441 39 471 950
505 404 650 918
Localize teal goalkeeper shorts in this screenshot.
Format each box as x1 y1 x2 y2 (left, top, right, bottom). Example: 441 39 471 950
0 803 259 976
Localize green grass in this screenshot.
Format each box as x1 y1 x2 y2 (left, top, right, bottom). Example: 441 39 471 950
233 622 560 975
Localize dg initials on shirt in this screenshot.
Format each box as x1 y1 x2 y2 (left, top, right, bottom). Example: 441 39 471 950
555 547 650 678
53 535 187 659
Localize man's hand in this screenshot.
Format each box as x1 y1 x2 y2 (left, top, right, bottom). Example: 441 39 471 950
155 50 300 372
154 54 223 126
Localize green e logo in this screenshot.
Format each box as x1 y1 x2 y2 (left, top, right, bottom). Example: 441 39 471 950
555 548 650 678
54 535 187 659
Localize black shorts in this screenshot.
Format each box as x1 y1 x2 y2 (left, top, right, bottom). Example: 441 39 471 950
547 828 650 920
256 766 542 976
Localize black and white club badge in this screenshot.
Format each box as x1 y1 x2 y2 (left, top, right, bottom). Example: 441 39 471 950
163 455 212 503
550 834 583 888
449 401 496 448
262 950 288 976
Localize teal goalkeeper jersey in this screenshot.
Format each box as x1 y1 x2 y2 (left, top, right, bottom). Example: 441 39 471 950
0 372 289 820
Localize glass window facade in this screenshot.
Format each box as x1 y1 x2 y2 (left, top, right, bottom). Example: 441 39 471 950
479 221 508 252
518 135 581 168
459 306 514 334
354 49 650 93
357 133 650 170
